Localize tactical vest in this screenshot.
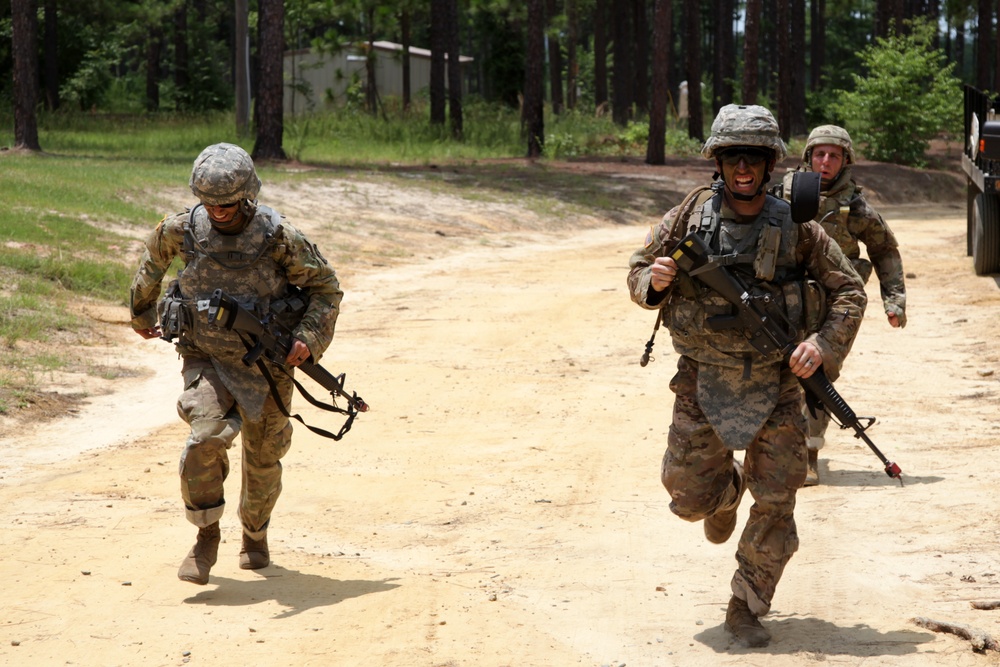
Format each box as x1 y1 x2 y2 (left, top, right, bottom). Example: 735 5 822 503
666 193 810 369
159 204 289 355
156 204 306 415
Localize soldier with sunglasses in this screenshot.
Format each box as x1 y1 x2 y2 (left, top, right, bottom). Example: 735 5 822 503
129 143 343 585
627 105 866 647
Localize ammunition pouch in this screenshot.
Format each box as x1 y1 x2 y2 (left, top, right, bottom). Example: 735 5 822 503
158 280 192 342
270 286 308 331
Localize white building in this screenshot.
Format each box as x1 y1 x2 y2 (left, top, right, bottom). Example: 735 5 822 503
283 40 473 115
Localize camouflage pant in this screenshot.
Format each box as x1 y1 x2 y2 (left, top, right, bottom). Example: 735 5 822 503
176 355 294 540
662 355 808 616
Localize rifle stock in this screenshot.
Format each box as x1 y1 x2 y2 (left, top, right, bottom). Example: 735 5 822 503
670 231 903 483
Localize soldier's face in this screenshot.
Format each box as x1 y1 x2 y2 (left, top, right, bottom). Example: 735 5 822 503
204 201 239 224
811 144 845 184
717 149 773 200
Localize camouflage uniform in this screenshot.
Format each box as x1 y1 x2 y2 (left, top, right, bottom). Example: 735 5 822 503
130 144 342 546
627 106 867 622
776 125 906 455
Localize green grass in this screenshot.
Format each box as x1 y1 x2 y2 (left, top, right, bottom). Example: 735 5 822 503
0 102 702 419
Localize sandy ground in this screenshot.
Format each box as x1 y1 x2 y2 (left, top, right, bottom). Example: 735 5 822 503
2 172 1000 667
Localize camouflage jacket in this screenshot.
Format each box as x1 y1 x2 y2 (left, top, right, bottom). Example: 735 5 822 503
627 191 867 447
779 166 907 325
130 205 343 410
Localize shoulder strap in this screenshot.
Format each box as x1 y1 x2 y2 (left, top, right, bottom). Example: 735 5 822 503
668 183 721 242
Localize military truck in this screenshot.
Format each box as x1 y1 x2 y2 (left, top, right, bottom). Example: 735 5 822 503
962 84 1000 275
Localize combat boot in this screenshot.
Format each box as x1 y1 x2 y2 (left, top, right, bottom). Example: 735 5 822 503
704 461 746 544
239 532 269 570
725 595 771 648
177 522 221 585
804 448 819 487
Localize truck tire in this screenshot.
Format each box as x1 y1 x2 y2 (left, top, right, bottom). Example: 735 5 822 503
973 192 1000 275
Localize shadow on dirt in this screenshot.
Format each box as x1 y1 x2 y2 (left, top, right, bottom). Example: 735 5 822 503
182 566 401 618
695 615 935 657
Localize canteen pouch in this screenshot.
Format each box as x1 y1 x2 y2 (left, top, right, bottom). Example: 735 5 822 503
158 280 191 342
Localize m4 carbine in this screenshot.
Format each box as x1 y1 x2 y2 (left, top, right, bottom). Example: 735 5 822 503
206 288 369 440
669 232 903 484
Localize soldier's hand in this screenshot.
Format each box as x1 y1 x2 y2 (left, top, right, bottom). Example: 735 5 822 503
286 338 311 367
887 312 901 328
650 256 678 292
789 341 822 378
134 326 161 340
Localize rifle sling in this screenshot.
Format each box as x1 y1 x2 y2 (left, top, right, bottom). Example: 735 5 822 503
236 331 356 441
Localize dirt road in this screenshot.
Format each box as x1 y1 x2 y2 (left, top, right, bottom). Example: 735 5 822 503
1 173 999 666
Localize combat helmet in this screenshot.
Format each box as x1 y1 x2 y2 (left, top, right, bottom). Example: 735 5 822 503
802 124 856 164
189 143 262 206
701 104 787 162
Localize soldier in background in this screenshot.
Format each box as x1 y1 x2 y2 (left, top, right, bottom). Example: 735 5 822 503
775 125 907 485
129 143 342 585
627 105 866 647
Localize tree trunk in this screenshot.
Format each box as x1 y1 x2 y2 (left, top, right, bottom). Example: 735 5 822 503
524 0 545 157
776 0 790 141
12 0 41 151
547 0 564 114
174 2 189 110
447 0 463 137
401 10 412 110
810 0 824 92
957 21 966 80
612 0 633 126
789 0 806 136
146 29 162 112
235 0 250 136
430 0 447 125
253 0 286 160
684 0 702 141
594 0 608 109
43 0 58 111
713 0 734 114
646 0 673 165
741 0 759 104
995 0 1000 92
633 0 649 115
366 7 378 115
566 0 578 109
977 0 992 90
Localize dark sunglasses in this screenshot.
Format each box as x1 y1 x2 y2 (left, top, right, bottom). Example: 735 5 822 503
718 148 772 166
207 201 239 209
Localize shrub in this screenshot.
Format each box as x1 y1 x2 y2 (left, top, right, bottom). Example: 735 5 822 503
833 18 961 167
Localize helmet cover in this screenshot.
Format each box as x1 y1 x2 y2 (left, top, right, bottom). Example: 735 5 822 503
701 104 787 162
802 125 856 164
189 143 262 206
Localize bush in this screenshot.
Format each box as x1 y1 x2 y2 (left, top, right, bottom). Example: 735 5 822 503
833 18 961 167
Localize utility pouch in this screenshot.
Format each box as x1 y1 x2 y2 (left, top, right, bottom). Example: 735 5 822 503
158 280 191 342
270 286 308 330
803 279 827 334
753 225 782 281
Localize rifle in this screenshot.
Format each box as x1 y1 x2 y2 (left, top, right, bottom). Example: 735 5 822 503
669 231 903 484
206 289 369 441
